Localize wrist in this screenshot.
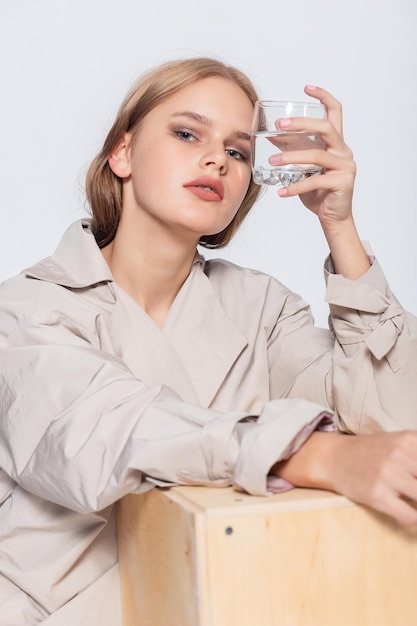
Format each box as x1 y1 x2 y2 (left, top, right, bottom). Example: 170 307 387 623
271 431 345 492
322 220 371 279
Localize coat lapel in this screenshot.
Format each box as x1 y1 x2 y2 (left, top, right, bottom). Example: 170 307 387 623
163 260 248 408
109 260 248 409
109 285 201 406
24 219 248 409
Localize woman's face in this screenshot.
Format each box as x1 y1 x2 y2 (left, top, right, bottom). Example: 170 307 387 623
110 76 254 243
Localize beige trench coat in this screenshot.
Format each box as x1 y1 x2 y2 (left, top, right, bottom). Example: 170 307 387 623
0 219 416 624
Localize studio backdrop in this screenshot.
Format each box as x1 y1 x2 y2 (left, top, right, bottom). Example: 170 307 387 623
1 0 416 326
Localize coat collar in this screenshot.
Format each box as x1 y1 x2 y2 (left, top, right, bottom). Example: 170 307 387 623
24 218 205 292
24 219 115 288
24 219 248 407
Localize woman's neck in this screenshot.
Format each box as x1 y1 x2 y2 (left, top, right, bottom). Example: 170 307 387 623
101 216 199 328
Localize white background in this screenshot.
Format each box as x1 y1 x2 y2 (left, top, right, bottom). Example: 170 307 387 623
1 0 416 326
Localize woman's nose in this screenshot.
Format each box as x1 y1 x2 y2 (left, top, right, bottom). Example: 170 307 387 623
200 144 227 172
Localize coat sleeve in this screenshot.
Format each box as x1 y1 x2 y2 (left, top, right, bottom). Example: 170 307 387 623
0 280 332 512
325 253 417 433
267 251 417 434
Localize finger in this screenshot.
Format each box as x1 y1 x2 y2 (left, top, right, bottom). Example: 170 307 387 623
270 149 355 174
379 432 417 489
371 492 417 526
396 431 417 468
277 170 354 199
267 131 326 153
304 85 344 138
378 497 417 526
276 117 350 157
360 432 417 525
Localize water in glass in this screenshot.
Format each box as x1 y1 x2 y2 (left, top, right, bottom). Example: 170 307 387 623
251 131 325 186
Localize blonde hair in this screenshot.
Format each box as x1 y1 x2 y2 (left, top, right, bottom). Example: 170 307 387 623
85 57 261 248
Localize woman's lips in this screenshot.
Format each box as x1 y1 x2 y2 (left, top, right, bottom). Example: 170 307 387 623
183 176 224 202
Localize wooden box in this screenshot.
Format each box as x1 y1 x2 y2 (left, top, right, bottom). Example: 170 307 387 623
117 485 417 626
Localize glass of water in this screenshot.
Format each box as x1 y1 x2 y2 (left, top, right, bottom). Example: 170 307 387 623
251 100 326 187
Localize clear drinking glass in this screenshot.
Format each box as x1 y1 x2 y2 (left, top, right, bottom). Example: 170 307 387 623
251 100 326 187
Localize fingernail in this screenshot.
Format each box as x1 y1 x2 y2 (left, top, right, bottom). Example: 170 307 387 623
278 118 292 128
278 188 288 197
305 84 318 90
269 154 282 164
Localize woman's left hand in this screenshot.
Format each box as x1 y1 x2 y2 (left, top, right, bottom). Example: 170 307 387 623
269 85 371 279
270 85 356 231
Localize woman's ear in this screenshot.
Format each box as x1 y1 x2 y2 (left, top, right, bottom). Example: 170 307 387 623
108 133 132 178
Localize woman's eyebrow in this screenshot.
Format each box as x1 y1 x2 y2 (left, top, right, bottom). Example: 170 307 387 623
171 111 212 125
171 111 251 142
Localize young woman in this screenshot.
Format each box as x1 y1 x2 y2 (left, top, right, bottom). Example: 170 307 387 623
1 56 417 625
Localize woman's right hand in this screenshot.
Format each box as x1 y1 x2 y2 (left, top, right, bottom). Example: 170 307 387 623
273 430 417 525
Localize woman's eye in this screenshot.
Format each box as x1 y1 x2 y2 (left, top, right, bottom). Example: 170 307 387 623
226 148 248 162
174 130 197 142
